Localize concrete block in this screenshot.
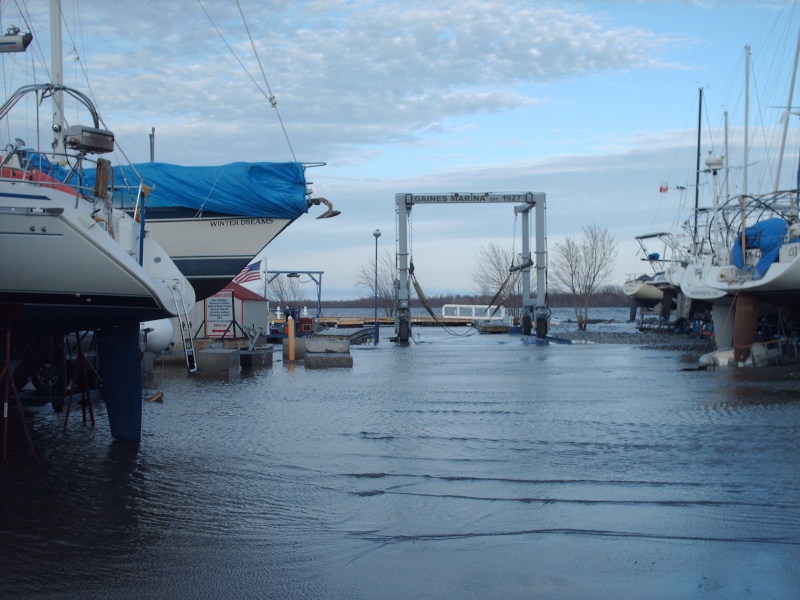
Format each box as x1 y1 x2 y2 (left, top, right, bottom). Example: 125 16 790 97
240 348 274 369
305 353 353 369
305 338 351 354
196 348 240 375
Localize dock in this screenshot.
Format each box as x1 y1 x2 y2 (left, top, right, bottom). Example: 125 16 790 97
317 315 477 328
315 327 375 345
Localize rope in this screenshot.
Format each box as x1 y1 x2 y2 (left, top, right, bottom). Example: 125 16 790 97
195 164 230 218
410 269 476 337
484 274 510 318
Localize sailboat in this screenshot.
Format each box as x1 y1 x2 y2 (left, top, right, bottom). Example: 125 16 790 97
623 231 697 326
0 106 195 334
0 1 196 441
624 232 683 299
682 41 800 363
82 160 338 301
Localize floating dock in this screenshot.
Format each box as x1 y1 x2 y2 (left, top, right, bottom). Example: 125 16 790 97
317 316 478 328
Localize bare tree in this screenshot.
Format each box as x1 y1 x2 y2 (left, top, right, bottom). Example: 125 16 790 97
469 242 524 317
550 222 618 330
355 249 396 317
269 275 307 309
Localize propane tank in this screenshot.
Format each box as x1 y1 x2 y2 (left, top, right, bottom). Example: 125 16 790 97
140 319 175 353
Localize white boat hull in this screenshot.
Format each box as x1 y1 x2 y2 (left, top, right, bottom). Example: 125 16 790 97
142 210 292 299
680 244 800 308
0 183 194 334
677 256 728 301
705 242 800 299
623 278 663 305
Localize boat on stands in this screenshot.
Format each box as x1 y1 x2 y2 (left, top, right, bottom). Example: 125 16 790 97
0 87 196 442
78 4 341 302
623 273 662 305
623 233 672 321
680 42 800 363
0 113 195 335
0 2 196 442
702 199 800 305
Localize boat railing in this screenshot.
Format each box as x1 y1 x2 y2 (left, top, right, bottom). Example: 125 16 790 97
442 304 506 321
0 147 109 201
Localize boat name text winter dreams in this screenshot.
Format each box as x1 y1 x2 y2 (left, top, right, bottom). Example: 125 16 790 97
209 218 275 227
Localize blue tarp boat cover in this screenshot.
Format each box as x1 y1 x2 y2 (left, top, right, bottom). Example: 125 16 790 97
732 217 787 279
83 161 309 220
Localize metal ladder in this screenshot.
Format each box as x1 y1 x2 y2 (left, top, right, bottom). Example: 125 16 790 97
169 284 197 373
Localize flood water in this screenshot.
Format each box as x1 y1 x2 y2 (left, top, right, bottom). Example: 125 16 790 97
2 312 800 599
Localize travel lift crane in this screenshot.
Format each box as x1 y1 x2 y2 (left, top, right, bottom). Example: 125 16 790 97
394 192 548 342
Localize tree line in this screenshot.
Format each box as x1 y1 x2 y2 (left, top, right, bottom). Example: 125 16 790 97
347 222 620 329
324 285 626 311
270 222 621 328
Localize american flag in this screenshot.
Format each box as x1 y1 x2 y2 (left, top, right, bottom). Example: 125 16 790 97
233 260 262 284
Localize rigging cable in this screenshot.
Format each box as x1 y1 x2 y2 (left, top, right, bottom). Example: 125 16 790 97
235 0 297 161
194 164 230 218
198 0 297 161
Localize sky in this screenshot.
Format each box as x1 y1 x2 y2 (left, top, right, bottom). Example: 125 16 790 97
3 0 800 301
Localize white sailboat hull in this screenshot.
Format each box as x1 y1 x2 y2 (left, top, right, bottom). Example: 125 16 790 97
705 242 800 297
0 181 194 334
143 211 292 299
623 278 663 304
677 256 728 301
680 243 800 306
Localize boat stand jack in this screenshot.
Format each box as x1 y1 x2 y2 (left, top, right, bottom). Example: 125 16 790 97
0 312 36 461
64 332 96 431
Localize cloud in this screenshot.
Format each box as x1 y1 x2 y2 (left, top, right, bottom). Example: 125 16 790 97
21 1 684 164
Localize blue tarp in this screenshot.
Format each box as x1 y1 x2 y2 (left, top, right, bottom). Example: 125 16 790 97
19 150 70 180
732 217 787 279
82 161 309 220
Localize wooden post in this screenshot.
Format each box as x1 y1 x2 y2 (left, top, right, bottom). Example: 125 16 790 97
733 295 759 363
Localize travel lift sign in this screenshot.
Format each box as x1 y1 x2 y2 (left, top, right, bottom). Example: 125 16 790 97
406 192 540 204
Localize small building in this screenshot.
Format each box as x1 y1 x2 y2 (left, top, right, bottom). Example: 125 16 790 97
166 283 268 348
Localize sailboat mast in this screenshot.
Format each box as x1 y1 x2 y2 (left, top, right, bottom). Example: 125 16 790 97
741 46 750 260
50 0 66 162
693 87 702 253
776 30 800 192
724 111 730 202
744 46 750 198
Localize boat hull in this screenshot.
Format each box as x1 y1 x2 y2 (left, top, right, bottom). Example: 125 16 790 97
705 242 800 309
679 245 800 317
677 257 729 301
0 185 194 335
141 208 293 300
623 278 663 306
